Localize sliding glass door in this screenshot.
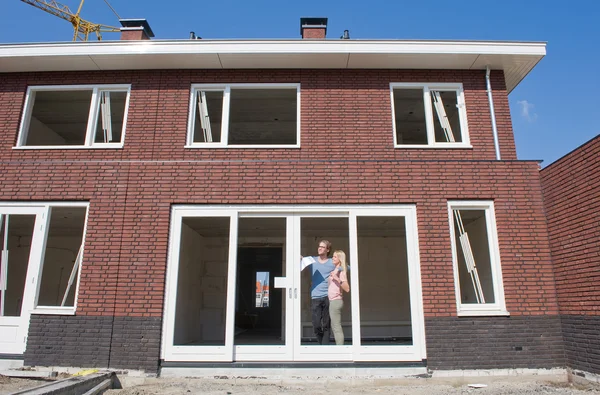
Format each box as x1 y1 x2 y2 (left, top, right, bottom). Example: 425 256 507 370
162 206 425 363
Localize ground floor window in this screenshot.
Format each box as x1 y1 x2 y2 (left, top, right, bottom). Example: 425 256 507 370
448 201 508 316
0 202 89 354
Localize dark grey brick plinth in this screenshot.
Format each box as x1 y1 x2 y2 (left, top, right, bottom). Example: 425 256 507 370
24 315 113 368
24 315 161 373
561 315 600 375
109 316 162 373
425 315 565 370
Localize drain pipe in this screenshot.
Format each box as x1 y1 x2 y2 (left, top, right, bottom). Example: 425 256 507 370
486 66 501 160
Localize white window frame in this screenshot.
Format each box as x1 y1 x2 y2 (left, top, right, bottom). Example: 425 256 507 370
447 200 508 317
185 83 301 148
15 84 131 149
0 202 89 316
390 83 471 148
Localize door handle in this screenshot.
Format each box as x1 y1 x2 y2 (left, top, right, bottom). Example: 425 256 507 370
294 288 298 299
289 288 292 299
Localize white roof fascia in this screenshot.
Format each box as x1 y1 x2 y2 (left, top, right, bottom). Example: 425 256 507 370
0 40 546 93
0 40 547 57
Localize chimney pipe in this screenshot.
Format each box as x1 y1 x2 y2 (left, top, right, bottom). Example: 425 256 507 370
300 17 328 39
119 19 155 40
341 30 350 39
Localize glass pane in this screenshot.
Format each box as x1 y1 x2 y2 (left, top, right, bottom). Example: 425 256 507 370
94 91 127 143
393 88 427 145
26 90 93 146
453 209 495 304
235 218 285 346
193 91 223 143
0 215 36 317
255 272 270 307
228 89 297 145
357 216 412 345
432 90 463 143
300 217 352 346
37 207 87 307
173 217 230 346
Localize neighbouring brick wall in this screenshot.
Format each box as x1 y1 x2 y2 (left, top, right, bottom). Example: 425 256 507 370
425 316 564 370
561 315 600 374
24 315 162 373
540 135 600 375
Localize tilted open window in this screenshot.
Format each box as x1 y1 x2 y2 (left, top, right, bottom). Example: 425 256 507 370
17 85 130 148
187 84 300 147
35 205 88 311
448 201 508 316
391 83 470 148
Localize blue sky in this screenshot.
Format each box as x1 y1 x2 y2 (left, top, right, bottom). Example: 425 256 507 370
2 0 599 166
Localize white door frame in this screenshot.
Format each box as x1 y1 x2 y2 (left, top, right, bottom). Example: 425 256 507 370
161 205 426 363
234 212 294 361
0 206 46 355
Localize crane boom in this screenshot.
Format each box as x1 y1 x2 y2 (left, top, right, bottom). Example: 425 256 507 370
20 0 75 22
20 0 120 41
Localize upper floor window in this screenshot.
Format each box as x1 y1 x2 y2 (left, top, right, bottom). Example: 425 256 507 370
187 84 300 148
448 201 508 316
391 83 470 148
16 85 131 149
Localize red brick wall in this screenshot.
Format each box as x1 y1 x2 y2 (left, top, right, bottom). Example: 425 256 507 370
302 28 326 39
0 69 516 163
120 29 150 40
540 135 600 316
0 69 554 320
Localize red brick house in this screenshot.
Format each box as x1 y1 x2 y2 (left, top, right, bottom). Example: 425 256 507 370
0 18 568 376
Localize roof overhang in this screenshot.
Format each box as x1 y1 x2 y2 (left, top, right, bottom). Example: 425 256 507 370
0 39 546 93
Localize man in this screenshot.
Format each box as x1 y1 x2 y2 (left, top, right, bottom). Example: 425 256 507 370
301 240 335 345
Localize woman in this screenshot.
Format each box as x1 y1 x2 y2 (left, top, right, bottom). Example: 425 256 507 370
328 250 350 345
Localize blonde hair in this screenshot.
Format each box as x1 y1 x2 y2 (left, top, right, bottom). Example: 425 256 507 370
333 250 347 275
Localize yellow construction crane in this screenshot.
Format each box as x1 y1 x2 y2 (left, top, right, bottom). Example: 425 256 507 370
20 0 121 41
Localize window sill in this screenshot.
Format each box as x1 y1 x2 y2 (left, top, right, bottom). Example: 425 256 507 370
13 144 124 150
394 144 473 149
184 144 301 149
31 307 76 315
457 309 510 317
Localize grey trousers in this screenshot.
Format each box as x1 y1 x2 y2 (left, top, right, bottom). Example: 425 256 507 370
329 299 344 345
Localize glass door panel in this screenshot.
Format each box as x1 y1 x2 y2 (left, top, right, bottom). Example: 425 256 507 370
0 208 45 355
0 215 36 317
163 210 236 362
234 216 293 361
235 218 285 346
295 215 353 361
350 208 426 362
356 216 412 346
173 216 231 346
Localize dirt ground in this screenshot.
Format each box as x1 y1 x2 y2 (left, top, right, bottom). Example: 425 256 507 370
104 376 600 395
2 373 598 394
0 375 49 394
